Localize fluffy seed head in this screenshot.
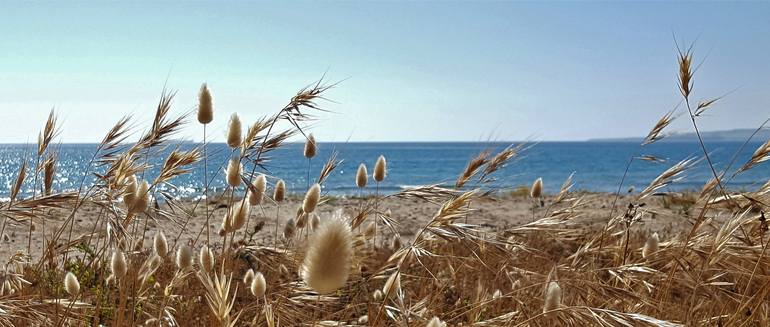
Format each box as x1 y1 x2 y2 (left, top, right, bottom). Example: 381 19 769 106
64 272 80 297
226 113 242 148
249 174 266 205
197 83 214 124
356 163 368 188
200 245 214 272
283 218 296 239
426 317 446 327
373 155 387 182
273 179 285 202
304 133 317 159
372 289 384 301
123 175 137 208
222 211 233 233
129 180 150 214
301 213 354 294
153 231 168 257
229 200 250 231
226 159 242 187
111 250 127 279
642 232 660 258
383 271 401 298
251 272 266 297
176 245 193 270
243 269 255 285
530 177 543 199
543 281 562 312
303 183 321 214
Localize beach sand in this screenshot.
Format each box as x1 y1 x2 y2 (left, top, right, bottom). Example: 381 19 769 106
0 192 697 259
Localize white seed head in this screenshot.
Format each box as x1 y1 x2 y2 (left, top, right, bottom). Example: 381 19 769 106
226 159 242 187
426 317 446 327
372 289 384 301
303 183 321 214
200 245 214 272
176 245 193 270
543 281 562 312
251 271 266 298
153 231 168 257
226 113 242 148
111 249 128 279
373 155 387 182
249 174 266 205
530 177 543 199
123 175 138 209
243 269 255 285
304 133 317 159
273 179 285 202
356 163 368 188
283 218 296 239
642 232 660 258
64 271 80 297
230 200 250 231
197 83 214 124
301 213 354 294
130 180 150 214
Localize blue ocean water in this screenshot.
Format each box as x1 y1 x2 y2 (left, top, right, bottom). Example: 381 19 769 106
0 141 767 199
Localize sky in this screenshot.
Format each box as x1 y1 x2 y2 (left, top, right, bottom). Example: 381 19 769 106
1 1 769 143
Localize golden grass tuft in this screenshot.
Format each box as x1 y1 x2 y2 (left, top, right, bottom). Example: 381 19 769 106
300 212 353 294
373 155 387 182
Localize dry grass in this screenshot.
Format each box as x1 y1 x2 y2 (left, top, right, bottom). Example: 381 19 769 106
0 49 769 327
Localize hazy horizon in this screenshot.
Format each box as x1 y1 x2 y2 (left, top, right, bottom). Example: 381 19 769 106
1 1 769 144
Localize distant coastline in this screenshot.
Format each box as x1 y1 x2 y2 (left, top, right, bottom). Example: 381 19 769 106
588 128 770 143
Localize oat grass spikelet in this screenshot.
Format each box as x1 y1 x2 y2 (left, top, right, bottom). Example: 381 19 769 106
303 183 321 214
383 271 401 298
226 113 242 148
374 155 387 182
543 281 562 312
64 271 80 297
197 83 213 124
356 163 368 188
226 159 242 187
301 213 353 294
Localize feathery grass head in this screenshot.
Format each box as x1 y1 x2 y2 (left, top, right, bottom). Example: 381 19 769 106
283 218 296 239
243 269 255 285
43 153 56 195
273 179 285 202
130 180 150 214
301 213 353 294
530 177 543 199
249 174 267 205
229 200 250 231
111 249 127 279
383 271 401 298
543 281 562 312
356 163 368 188
226 113 242 148
176 245 193 270
251 272 266 298
226 159 242 187
123 175 138 209
154 231 168 257
426 317 446 327
304 133 317 159
303 183 321 214
642 232 660 258
373 289 384 301
200 245 214 272
64 271 80 297
373 155 387 182
197 83 214 124
310 213 320 231
296 213 308 229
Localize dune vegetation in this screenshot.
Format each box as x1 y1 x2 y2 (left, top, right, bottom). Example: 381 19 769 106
1 46 770 327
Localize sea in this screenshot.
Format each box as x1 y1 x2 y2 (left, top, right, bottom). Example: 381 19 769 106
0 141 767 200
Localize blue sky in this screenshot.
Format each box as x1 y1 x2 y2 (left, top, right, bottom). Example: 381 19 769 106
1 1 769 143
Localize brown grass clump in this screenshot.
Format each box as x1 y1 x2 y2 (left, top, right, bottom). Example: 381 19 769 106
300 212 353 294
